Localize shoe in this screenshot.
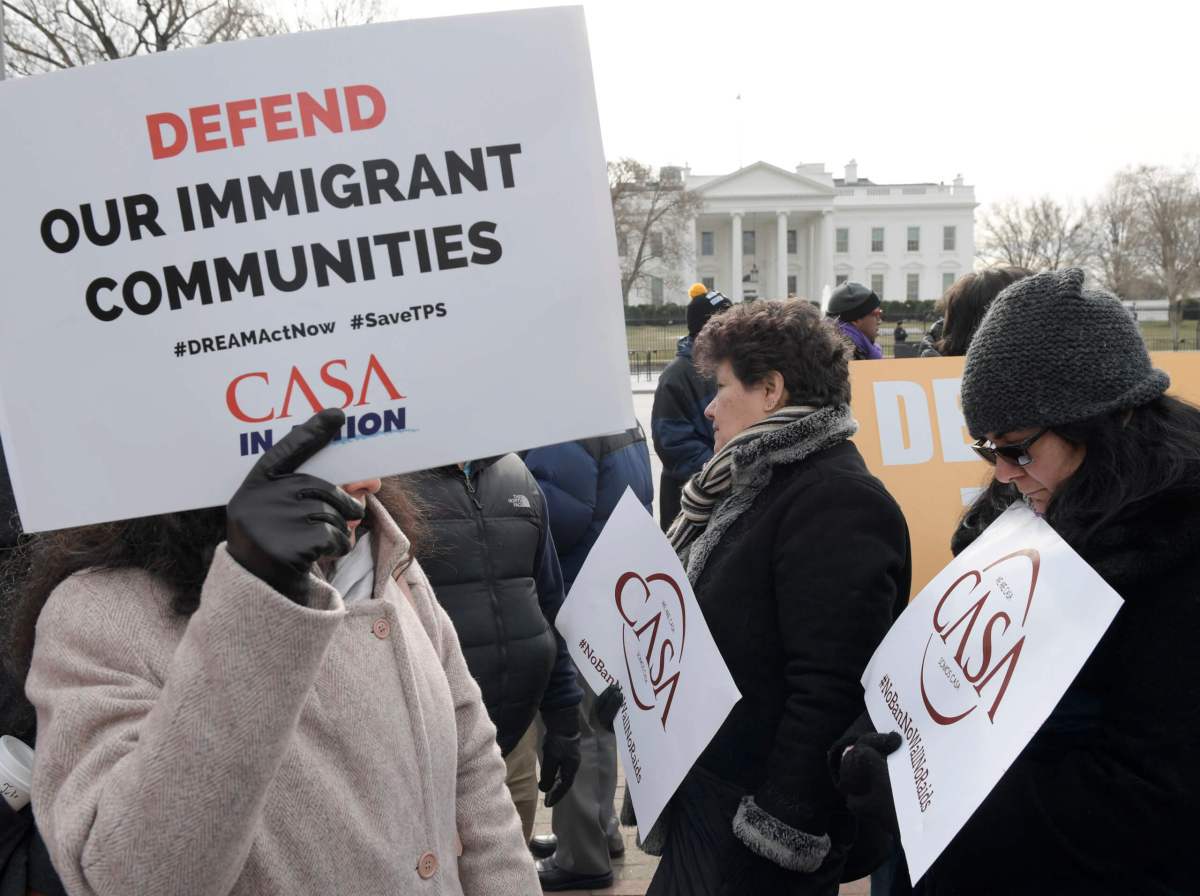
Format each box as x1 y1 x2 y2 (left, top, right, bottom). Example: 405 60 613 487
531 831 625 861
529 834 557 860
607 832 625 859
536 856 613 892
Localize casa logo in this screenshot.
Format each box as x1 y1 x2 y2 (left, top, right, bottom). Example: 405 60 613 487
615 571 686 730
226 353 408 456
919 549 1040 726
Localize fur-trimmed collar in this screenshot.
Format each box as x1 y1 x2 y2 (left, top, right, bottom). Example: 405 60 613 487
682 404 857 583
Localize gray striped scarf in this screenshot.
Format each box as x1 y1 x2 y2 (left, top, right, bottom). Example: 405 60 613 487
667 406 818 554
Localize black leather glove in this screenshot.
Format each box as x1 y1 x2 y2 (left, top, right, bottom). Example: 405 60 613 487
594 683 624 731
539 706 582 808
226 408 364 603
829 730 903 836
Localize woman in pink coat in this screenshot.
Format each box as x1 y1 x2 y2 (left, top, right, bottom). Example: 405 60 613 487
16 409 537 896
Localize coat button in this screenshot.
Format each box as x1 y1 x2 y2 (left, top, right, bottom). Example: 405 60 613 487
372 618 391 639
417 851 438 879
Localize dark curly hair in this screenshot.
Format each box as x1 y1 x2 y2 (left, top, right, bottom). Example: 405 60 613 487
2 477 424 691
937 267 1031 357
693 299 852 406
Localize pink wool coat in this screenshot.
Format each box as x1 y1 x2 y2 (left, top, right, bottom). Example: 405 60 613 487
26 497 539 896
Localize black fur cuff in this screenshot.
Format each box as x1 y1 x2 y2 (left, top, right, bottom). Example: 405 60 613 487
732 795 831 873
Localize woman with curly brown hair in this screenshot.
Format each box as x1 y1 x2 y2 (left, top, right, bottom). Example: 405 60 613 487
11 409 538 896
646 300 912 896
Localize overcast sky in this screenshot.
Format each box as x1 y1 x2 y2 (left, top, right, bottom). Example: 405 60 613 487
354 0 1197 209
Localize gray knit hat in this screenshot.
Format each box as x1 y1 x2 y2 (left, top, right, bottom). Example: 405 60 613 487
961 268 1169 437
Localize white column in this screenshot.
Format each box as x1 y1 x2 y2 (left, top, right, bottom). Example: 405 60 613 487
820 211 834 300
730 212 743 302
776 211 789 298
806 219 815 300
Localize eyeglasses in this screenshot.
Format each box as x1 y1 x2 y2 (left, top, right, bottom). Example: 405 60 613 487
970 429 1048 467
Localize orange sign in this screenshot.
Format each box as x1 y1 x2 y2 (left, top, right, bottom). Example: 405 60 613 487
850 352 1200 595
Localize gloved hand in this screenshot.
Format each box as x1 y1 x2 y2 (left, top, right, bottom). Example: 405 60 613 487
718 838 796 895
539 706 582 808
829 730 903 836
226 408 364 604
594 683 624 731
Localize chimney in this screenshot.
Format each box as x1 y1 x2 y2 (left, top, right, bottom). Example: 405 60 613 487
844 159 859 184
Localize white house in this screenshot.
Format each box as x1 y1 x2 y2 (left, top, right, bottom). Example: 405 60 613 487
627 160 978 306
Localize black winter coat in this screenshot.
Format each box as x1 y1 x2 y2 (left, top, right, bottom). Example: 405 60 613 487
403 455 581 755
661 422 911 893
922 488 1200 895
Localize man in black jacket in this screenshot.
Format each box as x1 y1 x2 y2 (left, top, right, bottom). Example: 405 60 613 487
651 284 731 530
402 455 582 843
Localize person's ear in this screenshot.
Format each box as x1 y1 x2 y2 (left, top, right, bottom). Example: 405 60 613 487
762 371 788 412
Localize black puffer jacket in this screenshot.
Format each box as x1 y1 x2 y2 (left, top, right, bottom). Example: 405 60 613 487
922 486 1200 895
404 455 581 755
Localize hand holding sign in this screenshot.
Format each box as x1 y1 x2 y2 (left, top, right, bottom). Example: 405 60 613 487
226 408 365 602
555 489 739 834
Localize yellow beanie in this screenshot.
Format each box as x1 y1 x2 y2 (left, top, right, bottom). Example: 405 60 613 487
688 283 708 299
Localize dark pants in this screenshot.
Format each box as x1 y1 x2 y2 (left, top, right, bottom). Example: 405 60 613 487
658 474 683 532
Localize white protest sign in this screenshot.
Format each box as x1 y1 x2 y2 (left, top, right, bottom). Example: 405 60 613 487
0 7 632 531
556 488 741 833
861 504 1123 881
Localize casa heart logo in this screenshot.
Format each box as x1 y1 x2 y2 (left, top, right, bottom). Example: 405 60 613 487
614 571 687 730
919 549 1040 726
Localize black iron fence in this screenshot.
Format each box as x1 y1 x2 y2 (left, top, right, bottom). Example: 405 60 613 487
626 320 1198 381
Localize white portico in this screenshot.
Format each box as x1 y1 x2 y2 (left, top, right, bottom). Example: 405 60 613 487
690 162 836 304
623 160 980 308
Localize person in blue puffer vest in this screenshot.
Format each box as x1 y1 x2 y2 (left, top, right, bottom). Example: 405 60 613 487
522 425 653 892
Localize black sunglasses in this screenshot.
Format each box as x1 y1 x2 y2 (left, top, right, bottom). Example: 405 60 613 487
970 429 1048 467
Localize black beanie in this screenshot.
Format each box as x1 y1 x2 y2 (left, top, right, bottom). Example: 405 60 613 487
961 268 1169 438
687 290 732 337
827 282 880 322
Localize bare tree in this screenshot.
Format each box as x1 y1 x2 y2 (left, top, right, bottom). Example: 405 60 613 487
610 158 703 304
977 196 1092 272
1 0 378 77
1130 165 1200 346
1085 170 1148 300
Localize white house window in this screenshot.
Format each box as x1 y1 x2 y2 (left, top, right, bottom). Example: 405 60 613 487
907 227 920 252
651 276 664 305
702 276 715 291
617 232 627 256
787 274 797 295
743 230 756 255
942 272 956 293
871 227 884 252
943 226 956 251
650 232 664 256
836 274 849 286
906 273 920 300
787 230 798 255
836 228 849 253
871 273 884 298
701 231 715 256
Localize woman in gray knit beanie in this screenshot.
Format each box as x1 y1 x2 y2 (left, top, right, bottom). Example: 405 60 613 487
838 268 1200 894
